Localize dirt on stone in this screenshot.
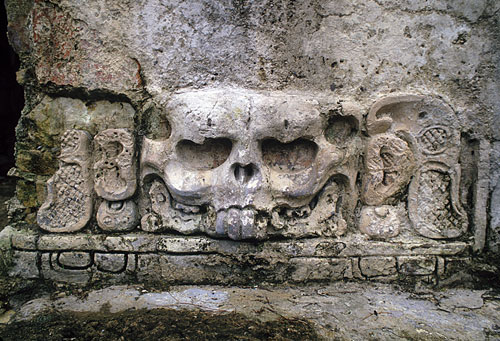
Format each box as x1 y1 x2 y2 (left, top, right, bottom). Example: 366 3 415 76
0 177 15 231
0 308 322 341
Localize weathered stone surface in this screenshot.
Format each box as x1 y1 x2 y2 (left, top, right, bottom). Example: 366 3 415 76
136 254 237 284
437 289 485 311
289 258 352 282
397 256 436 275
38 235 107 251
57 251 92 269
8 251 39 278
5 0 498 285
37 130 93 232
488 142 500 255
29 1 141 93
10 232 37 250
33 234 469 258
94 253 127 273
10 283 500 339
359 257 397 277
41 253 91 284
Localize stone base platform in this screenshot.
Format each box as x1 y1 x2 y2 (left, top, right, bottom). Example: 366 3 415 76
8 230 471 285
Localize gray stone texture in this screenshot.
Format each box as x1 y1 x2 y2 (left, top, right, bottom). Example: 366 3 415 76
397 256 437 276
8 251 38 278
359 257 397 277
10 283 500 340
489 142 500 255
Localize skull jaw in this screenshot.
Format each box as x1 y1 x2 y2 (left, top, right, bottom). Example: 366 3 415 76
210 207 267 240
141 174 354 241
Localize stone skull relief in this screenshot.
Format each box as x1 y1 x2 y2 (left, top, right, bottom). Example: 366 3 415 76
37 91 470 243
140 88 361 240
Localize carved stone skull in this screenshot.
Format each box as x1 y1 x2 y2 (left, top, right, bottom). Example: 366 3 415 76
140 88 361 240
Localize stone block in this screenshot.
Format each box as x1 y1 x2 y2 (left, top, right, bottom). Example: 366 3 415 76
102 234 158 253
397 256 436 275
359 257 397 277
95 253 127 273
137 254 238 284
57 251 92 269
289 258 352 282
443 257 473 278
41 253 91 284
38 235 106 251
8 251 39 279
10 232 37 250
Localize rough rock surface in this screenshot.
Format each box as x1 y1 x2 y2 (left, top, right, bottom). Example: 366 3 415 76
2 283 500 340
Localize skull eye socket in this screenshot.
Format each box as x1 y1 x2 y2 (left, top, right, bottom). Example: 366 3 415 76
261 138 318 173
324 114 358 145
176 138 232 170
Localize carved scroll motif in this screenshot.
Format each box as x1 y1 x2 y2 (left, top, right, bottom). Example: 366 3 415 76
140 178 213 234
93 129 138 231
37 130 93 232
93 129 136 200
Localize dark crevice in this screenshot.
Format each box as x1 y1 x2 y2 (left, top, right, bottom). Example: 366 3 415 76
0 3 24 177
42 83 132 105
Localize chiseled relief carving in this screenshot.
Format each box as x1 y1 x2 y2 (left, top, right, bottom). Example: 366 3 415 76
361 134 415 206
140 88 362 240
37 130 93 232
93 129 138 231
364 95 468 239
35 93 469 243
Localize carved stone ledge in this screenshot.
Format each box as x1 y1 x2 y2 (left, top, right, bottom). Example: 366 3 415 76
21 233 470 257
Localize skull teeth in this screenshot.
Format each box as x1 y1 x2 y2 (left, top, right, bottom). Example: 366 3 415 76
285 205 311 218
215 207 266 240
173 201 201 214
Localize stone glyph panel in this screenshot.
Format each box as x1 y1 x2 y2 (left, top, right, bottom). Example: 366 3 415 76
93 129 136 201
35 92 473 241
37 130 93 232
365 95 468 239
93 129 139 232
26 91 485 284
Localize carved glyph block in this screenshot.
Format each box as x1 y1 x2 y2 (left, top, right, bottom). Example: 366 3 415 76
362 134 415 206
93 129 138 231
365 95 468 239
409 164 467 239
93 129 136 201
34 93 472 245
359 205 407 240
37 130 93 232
96 200 139 232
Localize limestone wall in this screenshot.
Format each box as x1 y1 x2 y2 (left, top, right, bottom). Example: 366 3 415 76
4 0 499 285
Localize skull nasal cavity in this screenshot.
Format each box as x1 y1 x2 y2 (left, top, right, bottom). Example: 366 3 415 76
233 164 256 184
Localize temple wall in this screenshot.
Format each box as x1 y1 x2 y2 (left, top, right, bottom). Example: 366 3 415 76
3 0 499 285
